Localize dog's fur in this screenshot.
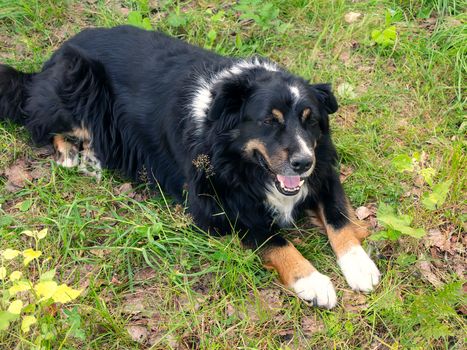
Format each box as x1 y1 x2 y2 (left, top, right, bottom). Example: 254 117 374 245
0 25 380 308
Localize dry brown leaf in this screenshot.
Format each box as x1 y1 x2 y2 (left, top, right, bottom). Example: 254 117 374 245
119 7 130 16
339 164 354 183
342 290 368 313
115 182 134 196
32 145 54 158
344 12 362 24
4 159 32 190
134 267 157 281
339 49 351 63
355 206 372 220
301 315 325 335
424 228 452 253
259 288 283 312
127 325 148 344
417 259 443 287
90 249 111 257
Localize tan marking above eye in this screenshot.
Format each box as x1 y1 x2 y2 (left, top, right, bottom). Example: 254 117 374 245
271 108 284 123
302 108 311 121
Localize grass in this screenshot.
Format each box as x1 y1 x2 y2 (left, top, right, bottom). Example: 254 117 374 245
0 0 465 349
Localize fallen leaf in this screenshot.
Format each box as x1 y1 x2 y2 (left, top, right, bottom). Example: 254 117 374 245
339 164 354 183
355 206 372 220
4 160 32 191
90 249 111 257
259 288 283 312
134 267 157 281
344 12 362 24
341 290 368 313
424 228 452 253
32 145 54 157
119 7 130 16
335 104 357 127
339 49 351 63
417 259 443 287
29 166 48 180
127 325 148 344
121 288 163 318
115 183 134 196
301 315 325 335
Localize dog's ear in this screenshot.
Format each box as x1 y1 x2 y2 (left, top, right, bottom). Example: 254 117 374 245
207 79 250 132
309 83 338 114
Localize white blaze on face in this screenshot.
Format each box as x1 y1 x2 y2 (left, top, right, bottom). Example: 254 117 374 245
296 135 313 158
295 135 315 177
289 85 300 102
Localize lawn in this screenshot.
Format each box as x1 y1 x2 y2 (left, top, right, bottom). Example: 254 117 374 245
0 0 465 349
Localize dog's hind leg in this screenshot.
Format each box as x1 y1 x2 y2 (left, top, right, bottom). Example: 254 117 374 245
79 139 102 180
53 135 79 168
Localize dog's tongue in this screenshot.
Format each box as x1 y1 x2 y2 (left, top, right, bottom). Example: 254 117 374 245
277 175 301 189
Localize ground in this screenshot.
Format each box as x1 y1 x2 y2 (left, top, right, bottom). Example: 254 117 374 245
0 0 465 349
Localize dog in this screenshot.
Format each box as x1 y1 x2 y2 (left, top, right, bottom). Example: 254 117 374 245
0 25 380 308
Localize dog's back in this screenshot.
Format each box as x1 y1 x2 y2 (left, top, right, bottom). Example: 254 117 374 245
0 26 227 198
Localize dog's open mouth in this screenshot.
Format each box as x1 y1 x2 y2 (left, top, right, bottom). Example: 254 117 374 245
275 175 305 196
254 151 306 196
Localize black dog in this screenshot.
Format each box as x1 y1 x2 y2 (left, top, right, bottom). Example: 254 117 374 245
0 25 379 308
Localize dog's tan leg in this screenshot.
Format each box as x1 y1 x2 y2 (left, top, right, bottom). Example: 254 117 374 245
316 202 380 292
53 135 79 167
262 240 337 308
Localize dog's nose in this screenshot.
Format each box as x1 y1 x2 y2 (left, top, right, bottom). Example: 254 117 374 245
290 155 313 173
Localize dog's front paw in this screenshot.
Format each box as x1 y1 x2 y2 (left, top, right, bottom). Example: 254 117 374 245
291 271 337 309
338 245 380 292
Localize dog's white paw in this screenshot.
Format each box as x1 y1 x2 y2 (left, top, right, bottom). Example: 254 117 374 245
292 271 337 309
338 245 380 292
56 152 79 168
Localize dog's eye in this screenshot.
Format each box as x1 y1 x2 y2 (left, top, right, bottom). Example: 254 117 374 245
263 115 281 126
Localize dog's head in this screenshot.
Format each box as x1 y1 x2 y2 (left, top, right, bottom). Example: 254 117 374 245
206 68 338 195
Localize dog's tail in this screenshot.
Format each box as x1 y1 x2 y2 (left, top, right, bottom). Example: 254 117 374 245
0 64 36 125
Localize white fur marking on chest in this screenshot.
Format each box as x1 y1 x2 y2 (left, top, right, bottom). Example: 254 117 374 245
265 183 309 225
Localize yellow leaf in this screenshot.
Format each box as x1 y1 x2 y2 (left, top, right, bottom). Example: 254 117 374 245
9 281 31 294
34 281 58 300
9 270 22 281
0 267 6 280
7 300 23 314
22 249 42 266
2 249 21 260
37 228 48 240
21 315 36 333
21 230 36 237
52 284 82 303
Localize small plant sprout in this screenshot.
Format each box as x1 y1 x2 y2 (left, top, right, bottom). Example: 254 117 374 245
0 227 84 342
392 152 452 211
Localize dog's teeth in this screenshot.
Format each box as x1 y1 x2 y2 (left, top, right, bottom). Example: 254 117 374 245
299 180 304 186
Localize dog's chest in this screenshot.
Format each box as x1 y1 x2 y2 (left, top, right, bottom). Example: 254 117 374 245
264 184 309 226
